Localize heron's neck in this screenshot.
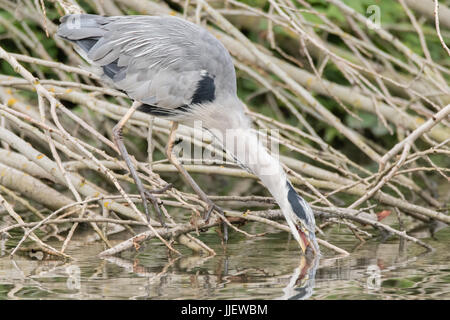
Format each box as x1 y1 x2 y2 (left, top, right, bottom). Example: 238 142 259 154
210 119 318 252
219 127 292 215
202 100 295 216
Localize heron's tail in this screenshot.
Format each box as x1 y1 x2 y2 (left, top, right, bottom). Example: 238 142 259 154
57 14 107 52
57 14 124 80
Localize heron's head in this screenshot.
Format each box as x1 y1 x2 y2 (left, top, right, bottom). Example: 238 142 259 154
285 182 320 255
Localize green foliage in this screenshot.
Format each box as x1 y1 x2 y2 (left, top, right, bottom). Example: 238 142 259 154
237 0 449 154
238 0 268 9
382 278 416 289
345 112 390 137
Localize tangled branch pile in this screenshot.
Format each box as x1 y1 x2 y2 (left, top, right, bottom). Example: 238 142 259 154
0 0 449 259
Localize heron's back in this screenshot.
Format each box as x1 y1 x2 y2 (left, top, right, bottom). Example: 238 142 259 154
57 14 237 117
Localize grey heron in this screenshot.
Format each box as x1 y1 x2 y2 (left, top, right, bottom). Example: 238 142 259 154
57 14 319 255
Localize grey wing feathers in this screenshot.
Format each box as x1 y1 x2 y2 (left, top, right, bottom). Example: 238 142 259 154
57 14 236 111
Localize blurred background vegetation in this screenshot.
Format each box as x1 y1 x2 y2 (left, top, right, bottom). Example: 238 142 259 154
1 0 448 162
0 0 448 259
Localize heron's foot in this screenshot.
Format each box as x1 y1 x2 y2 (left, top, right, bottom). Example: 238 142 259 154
203 200 223 222
203 200 228 243
143 183 173 227
146 183 173 195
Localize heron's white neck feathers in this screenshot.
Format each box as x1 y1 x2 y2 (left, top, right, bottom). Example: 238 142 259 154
213 126 306 246
188 98 317 249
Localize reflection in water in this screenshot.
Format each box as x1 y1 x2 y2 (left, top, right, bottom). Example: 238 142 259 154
365 265 381 290
66 265 81 291
1 232 10 257
0 223 449 299
280 254 320 300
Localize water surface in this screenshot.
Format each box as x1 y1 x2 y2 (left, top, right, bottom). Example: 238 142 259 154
0 221 449 300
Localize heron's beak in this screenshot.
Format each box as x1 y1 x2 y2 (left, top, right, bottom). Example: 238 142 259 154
295 225 307 253
296 223 320 256
285 182 320 255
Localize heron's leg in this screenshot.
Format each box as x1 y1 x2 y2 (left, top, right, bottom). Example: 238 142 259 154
112 101 167 226
166 122 223 221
